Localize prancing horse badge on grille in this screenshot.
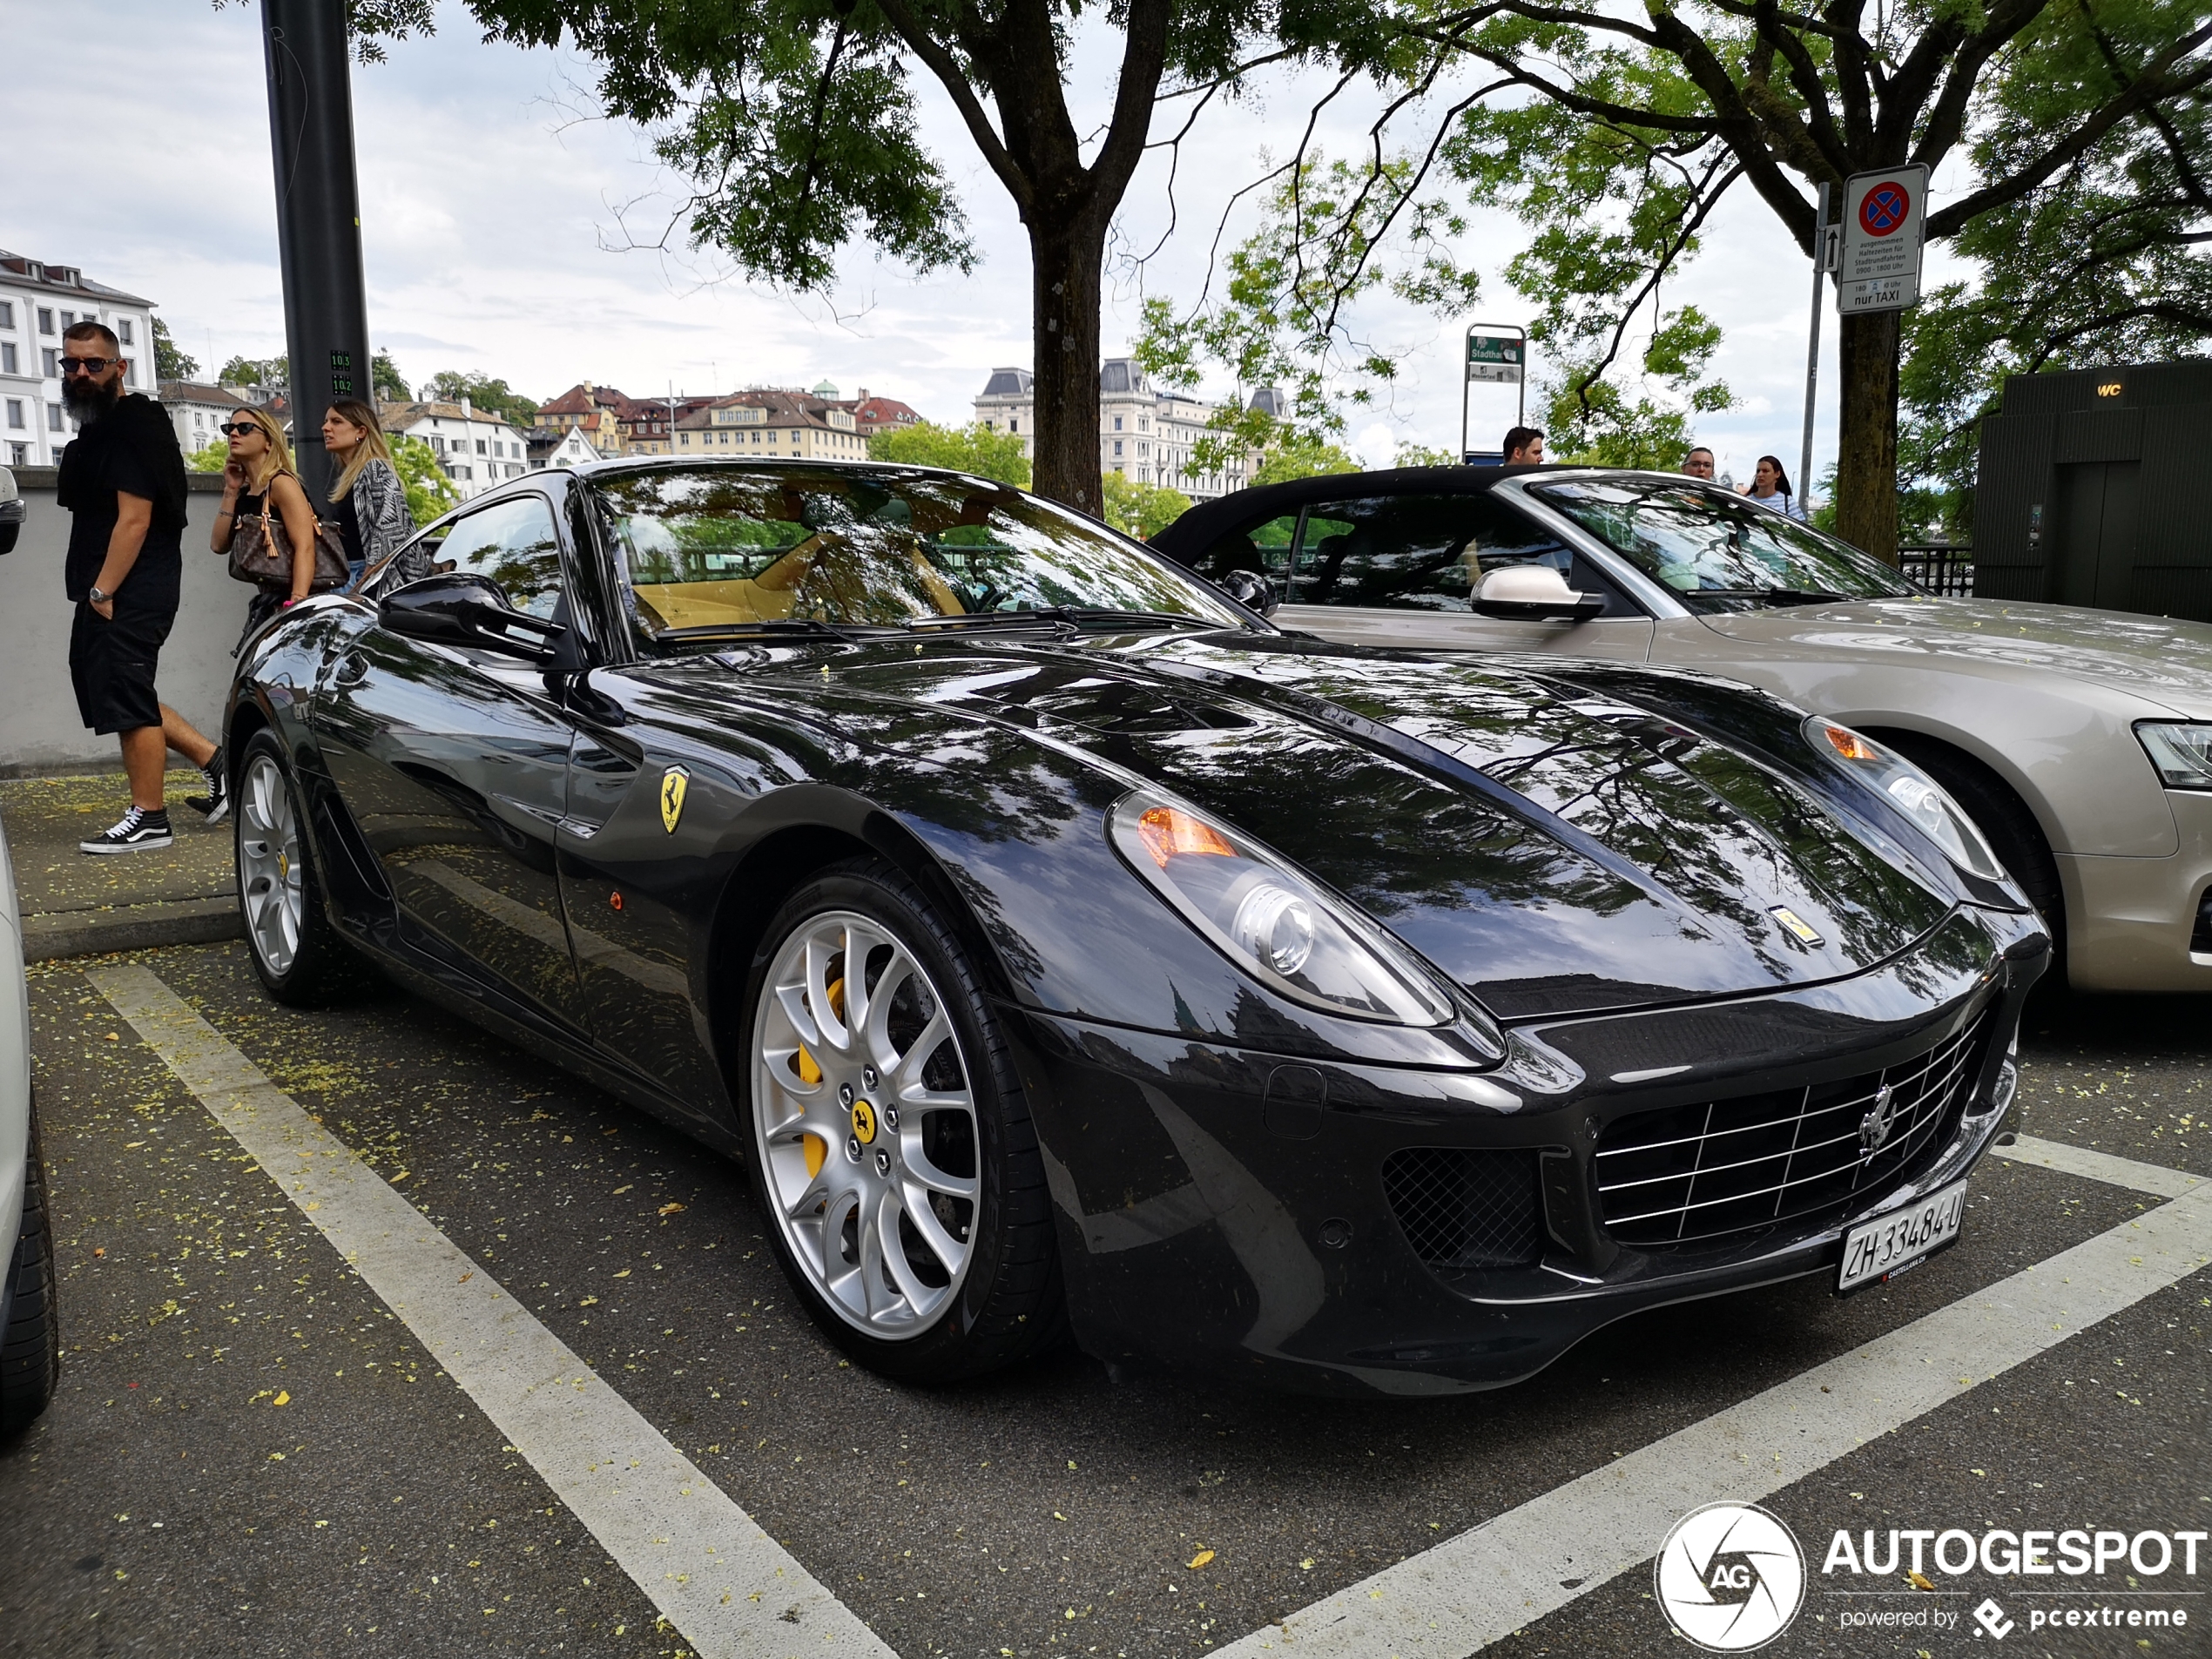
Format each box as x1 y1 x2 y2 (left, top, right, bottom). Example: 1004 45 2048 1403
1858 1082 1898 1155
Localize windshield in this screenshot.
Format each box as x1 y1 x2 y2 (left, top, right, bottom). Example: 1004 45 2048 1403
592 464 1249 644
1527 478 1917 611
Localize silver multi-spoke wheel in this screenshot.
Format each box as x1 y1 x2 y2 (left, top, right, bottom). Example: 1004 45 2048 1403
752 909 981 1339
239 751 304 977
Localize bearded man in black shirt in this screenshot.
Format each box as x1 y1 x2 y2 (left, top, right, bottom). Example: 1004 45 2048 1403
56 320 227 853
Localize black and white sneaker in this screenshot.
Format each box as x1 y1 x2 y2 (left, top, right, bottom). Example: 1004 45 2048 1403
186 746 230 824
80 806 173 854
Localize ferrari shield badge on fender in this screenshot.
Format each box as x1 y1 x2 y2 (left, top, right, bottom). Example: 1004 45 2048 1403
659 765 690 833
1768 905 1824 947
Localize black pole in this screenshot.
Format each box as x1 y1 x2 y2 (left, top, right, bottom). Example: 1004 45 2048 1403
261 0 371 502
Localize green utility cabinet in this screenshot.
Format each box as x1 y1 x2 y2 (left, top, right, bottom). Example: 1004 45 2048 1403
1974 361 2212 619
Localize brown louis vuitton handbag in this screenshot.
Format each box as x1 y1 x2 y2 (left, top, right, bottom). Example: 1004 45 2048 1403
226 507 349 593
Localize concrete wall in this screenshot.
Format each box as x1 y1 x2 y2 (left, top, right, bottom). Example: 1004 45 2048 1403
0 468 251 774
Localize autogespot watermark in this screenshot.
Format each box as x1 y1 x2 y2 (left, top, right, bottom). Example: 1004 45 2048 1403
1655 1503 1808 1651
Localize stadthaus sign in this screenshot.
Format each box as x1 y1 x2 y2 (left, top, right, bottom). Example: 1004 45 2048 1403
1467 334 1525 384
1837 165 1929 315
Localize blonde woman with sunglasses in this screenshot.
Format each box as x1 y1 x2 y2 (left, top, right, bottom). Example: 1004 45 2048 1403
320 399 417 590
211 408 320 610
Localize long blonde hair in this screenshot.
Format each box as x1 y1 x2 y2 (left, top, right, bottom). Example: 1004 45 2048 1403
231 407 297 495
326 399 395 502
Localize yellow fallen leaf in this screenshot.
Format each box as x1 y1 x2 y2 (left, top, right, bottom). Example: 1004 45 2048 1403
1299 1557 1315 1571
273 1391 290 1406
1188 1550 1215 1570
578 1297 599 1306
614 1269 632 1279
658 1203 686 1216
1908 1571 1936 1591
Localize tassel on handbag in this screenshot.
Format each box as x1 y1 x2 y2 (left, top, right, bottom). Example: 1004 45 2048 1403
226 510 349 592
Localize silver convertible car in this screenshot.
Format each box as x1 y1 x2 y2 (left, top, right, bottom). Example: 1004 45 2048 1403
1155 468 2212 992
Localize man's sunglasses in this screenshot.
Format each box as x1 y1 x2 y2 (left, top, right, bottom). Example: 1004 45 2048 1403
219 423 259 438
57 356 118 375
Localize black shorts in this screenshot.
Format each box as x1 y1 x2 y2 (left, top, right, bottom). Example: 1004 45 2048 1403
69 604 175 736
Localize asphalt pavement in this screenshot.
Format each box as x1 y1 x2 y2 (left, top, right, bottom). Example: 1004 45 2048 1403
1 941 2204 1659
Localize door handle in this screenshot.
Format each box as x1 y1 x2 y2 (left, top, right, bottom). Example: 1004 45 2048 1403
332 651 369 688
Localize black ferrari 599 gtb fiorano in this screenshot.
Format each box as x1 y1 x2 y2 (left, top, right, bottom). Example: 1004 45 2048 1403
222 459 2047 1395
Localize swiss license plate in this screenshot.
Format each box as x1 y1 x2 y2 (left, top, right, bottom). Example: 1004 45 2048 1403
1838 1178 1968 1294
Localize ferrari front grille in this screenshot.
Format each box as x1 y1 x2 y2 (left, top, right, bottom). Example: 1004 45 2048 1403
1594 1010 1994 1248
1383 1147 1545 1271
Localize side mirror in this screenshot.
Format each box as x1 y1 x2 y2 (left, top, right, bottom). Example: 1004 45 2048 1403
0 472 21 556
1473 563 1604 622
1217 568 1279 617
381 572 568 664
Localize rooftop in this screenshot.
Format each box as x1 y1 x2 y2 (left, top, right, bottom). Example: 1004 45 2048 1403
0 250 156 309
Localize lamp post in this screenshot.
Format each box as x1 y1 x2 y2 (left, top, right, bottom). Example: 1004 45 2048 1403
260 0 372 501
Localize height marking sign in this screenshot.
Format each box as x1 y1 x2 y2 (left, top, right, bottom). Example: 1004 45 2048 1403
1836 165 1929 315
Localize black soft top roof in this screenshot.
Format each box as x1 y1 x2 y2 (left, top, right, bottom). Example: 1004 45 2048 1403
1150 463 1559 559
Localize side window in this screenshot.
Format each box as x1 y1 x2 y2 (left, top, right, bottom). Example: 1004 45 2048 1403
1288 494 1605 612
1177 514 1298 589
435 496 566 619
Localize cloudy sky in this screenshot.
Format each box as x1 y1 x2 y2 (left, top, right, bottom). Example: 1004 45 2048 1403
6 0 1978 487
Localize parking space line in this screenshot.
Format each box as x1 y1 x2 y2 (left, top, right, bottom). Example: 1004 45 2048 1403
89 963 894 1659
1993 1131 2204 1197
1215 1150 2212 1657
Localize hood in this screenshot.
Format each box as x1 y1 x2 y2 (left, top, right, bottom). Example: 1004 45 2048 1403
830 632 1959 1019
1695 596 2212 718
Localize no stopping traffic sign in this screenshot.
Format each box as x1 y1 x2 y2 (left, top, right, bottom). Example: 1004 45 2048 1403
1838 165 1928 314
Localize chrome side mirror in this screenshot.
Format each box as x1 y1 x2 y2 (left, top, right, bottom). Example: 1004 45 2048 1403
1474 563 1604 622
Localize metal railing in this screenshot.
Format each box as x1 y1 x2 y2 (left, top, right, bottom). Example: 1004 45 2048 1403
1898 543 1974 597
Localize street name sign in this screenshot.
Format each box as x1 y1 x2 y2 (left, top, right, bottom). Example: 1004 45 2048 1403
1467 333 1525 384
1837 165 1928 314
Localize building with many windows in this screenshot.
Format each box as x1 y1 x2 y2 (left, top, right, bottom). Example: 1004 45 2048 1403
973 359 1260 499
158 381 253 460
526 424 603 470
673 388 867 462
379 399 531 499
0 251 157 469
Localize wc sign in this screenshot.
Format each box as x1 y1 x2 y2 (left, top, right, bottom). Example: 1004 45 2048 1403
1837 165 1929 315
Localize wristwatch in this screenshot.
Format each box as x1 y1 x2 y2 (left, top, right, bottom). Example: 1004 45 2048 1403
87 585 111 604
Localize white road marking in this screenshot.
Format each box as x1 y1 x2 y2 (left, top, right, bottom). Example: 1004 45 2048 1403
1993 1131 2204 1198
1216 1157 2212 1656
90 963 892 1659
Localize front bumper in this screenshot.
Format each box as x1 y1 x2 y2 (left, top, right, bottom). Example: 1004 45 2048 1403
1011 907 2046 1396
2062 787 2212 989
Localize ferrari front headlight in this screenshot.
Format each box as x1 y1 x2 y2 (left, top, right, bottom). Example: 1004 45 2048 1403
1803 716 2007 883
1109 793 1453 1026
2134 722 2212 790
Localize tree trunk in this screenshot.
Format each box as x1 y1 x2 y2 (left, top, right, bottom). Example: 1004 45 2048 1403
1028 213 1108 514
1834 309 1902 562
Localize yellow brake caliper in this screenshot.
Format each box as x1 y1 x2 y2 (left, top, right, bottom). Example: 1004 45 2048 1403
798 975 847 1178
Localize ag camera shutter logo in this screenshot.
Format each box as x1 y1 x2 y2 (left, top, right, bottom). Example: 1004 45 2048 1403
1655 1502 1807 1651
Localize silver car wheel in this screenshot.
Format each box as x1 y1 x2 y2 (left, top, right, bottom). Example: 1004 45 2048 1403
752 909 981 1339
239 752 304 977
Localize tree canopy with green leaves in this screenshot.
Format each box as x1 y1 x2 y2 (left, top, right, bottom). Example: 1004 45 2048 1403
347 0 1372 515
219 354 287 393
152 318 198 382
1224 0 2208 555
424 370 539 428
869 419 1033 486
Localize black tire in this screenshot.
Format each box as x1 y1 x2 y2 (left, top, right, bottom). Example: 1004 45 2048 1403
738 857 1063 1383
1 1096 60 1438
234 729 354 1007
1878 732 2067 969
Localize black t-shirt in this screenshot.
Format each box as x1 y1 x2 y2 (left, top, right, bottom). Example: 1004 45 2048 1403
330 483 364 565
56 394 188 616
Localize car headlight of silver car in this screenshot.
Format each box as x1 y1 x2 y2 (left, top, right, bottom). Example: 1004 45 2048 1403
1803 717 2008 883
1109 792 1453 1026
2134 722 2212 790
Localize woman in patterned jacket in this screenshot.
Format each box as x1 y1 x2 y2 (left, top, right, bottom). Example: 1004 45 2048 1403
320 400 421 590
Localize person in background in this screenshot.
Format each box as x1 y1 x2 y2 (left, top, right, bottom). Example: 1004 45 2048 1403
1681 447 1716 480
321 400 417 590
1742 454 1808 522
54 321 227 851
209 407 320 658
1502 427 1545 465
